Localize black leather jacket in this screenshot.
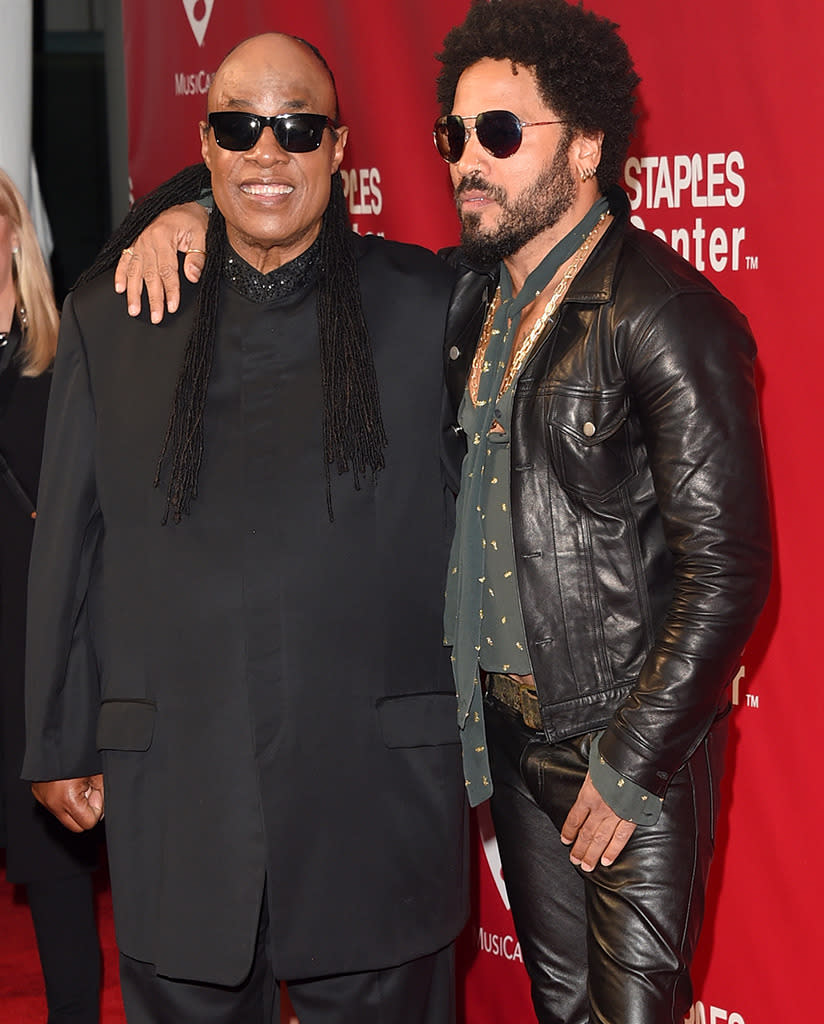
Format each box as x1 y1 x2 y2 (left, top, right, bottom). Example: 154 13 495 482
443 188 772 796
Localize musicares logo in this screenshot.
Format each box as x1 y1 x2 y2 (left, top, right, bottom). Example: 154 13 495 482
182 0 215 48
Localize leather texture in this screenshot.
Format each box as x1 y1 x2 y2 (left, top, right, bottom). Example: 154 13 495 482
485 696 728 1024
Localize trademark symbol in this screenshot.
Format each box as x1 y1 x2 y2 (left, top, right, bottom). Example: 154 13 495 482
746 693 760 708
745 255 759 270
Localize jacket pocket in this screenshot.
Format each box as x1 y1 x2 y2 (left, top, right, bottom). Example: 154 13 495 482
376 692 460 748
96 699 156 751
547 388 634 499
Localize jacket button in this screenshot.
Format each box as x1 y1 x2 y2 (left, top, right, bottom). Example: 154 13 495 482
583 421 596 437
449 346 461 360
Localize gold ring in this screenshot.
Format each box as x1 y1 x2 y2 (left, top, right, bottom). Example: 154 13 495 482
185 248 207 255
121 247 137 257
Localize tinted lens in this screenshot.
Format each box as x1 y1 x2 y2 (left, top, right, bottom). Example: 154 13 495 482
433 116 468 163
209 112 260 151
433 111 524 163
475 110 523 159
275 114 329 153
208 112 332 153
272 113 327 151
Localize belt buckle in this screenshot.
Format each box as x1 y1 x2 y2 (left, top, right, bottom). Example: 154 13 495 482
489 673 542 731
518 687 542 731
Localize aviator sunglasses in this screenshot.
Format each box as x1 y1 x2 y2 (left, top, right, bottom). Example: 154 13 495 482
433 110 566 163
207 111 338 153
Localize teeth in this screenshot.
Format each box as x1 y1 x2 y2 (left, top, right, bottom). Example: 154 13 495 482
241 183 293 196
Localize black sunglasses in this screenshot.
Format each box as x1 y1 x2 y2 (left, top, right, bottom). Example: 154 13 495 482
207 111 338 153
433 110 566 163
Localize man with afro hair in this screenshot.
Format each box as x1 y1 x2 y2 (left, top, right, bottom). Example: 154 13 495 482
437 2 770 1022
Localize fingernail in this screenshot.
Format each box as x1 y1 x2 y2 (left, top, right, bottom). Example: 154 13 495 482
128 304 139 316
151 311 161 324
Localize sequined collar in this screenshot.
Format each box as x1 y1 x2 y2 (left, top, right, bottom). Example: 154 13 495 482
223 240 320 303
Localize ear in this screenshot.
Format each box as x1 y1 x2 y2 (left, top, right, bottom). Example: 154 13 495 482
330 125 349 174
200 121 212 169
571 130 604 182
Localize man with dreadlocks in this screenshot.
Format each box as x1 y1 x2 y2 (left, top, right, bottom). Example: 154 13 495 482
23 33 467 1023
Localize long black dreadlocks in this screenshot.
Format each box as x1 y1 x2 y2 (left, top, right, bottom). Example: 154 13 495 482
75 162 387 523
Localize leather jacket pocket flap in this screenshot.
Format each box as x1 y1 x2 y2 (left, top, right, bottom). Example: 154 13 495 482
377 692 460 748
548 390 629 446
548 390 634 498
96 699 156 751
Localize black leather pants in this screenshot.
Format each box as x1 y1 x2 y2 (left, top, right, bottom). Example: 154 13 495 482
485 696 728 1024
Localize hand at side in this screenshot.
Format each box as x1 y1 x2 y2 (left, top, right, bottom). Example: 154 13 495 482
32 775 105 832
560 771 636 870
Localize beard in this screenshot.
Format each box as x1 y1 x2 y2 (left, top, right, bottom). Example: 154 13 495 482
455 142 577 267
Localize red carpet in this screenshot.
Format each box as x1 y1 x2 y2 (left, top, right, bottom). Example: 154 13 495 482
0 856 126 1023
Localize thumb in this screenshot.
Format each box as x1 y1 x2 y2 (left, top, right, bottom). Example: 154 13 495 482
85 774 105 820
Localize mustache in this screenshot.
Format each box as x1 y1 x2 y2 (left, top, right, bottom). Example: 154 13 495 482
454 172 505 204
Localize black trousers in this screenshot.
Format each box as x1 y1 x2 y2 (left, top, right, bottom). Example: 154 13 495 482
26 872 101 1024
118 891 455 1024
485 696 728 1024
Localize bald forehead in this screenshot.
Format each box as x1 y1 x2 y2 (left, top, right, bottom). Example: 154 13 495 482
209 34 336 116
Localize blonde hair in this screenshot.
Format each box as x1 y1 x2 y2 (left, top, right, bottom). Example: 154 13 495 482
0 167 59 377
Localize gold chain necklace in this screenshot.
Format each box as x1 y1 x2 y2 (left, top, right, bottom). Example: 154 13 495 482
469 212 608 406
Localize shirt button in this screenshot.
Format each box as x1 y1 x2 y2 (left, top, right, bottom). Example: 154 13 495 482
449 346 461 360
583 421 596 437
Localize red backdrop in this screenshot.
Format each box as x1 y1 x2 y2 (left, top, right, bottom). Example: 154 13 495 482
121 2 823 1021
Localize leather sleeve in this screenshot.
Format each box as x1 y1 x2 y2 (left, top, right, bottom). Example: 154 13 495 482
598 286 772 794
22 292 104 782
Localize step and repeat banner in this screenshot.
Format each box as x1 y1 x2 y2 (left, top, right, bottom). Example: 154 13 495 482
121 2 820 1021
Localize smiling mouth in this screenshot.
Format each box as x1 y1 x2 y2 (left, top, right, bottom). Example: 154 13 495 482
240 183 294 197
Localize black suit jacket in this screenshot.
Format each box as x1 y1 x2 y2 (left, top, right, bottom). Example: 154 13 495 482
1 334 99 882
23 234 468 984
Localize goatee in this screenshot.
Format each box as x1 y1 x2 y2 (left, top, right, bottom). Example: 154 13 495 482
456 142 577 267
